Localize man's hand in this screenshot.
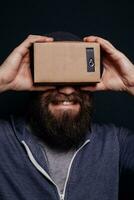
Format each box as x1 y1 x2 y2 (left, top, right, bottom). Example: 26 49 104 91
0 35 55 92
81 36 134 95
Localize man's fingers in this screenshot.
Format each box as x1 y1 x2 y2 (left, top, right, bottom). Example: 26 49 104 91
84 36 115 48
30 86 56 92
2 35 54 69
14 35 54 57
80 82 106 92
83 36 117 55
22 35 54 48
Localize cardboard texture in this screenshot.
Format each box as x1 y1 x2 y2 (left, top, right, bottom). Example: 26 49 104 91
33 42 100 84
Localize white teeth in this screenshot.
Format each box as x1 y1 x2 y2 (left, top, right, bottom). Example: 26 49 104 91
62 101 72 105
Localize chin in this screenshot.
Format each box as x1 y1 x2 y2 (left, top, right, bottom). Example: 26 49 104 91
49 108 80 121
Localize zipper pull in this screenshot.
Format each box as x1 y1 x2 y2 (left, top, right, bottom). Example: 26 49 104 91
60 194 64 200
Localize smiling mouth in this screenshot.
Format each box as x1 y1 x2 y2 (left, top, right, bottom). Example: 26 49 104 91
51 98 79 105
53 100 77 105
49 100 80 111
48 99 81 116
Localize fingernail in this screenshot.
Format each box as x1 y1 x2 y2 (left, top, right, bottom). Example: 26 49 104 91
49 37 54 39
46 37 53 41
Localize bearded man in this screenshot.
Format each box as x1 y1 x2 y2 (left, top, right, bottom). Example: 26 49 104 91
0 32 134 200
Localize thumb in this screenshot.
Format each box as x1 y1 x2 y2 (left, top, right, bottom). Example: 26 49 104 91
80 82 106 92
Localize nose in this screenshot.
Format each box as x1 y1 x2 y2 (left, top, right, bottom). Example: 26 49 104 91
58 86 76 95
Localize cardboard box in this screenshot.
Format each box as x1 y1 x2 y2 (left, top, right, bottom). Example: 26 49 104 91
33 42 100 85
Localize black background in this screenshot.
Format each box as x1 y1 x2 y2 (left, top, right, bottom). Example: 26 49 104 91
0 0 134 130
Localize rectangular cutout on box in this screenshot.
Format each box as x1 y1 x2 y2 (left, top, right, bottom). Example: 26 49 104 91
86 48 95 72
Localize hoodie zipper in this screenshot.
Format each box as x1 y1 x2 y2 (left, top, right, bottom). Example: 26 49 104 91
60 194 64 200
21 139 90 200
61 139 90 199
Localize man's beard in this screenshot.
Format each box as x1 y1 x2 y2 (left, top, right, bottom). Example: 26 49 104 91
28 90 93 151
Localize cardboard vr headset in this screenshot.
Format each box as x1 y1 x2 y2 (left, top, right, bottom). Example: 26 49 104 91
33 42 101 85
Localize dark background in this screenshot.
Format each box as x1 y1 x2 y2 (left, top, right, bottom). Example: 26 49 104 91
0 0 134 130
